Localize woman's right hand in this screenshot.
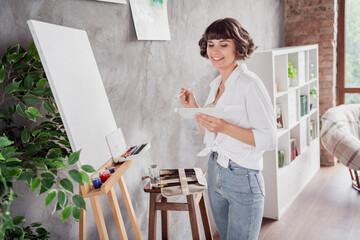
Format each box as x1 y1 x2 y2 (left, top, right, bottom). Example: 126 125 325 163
179 88 199 108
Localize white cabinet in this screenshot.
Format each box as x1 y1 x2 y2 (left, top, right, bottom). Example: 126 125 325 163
246 45 320 219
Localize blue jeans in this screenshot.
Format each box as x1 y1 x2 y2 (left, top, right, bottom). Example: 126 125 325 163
207 152 265 240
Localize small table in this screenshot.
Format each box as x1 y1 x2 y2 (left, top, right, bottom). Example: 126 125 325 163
144 183 213 240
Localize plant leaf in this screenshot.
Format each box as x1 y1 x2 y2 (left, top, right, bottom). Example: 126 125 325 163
60 178 73 194
80 171 90 184
0 65 5 83
40 177 54 190
22 94 39 104
16 103 27 118
43 100 55 113
73 195 86 210
54 161 67 169
40 172 54 179
39 185 48 195
30 222 42 227
4 81 20 94
81 165 96 173
24 74 34 90
36 78 47 88
61 206 72 223
0 153 5 161
69 169 82 184
12 216 25 225
8 168 22 177
27 107 42 118
12 63 28 72
57 190 67 208
68 150 81 165
28 42 40 60
30 178 40 192
21 127 30 143
45 189 56 207
72 206 80 222
0 136 13 148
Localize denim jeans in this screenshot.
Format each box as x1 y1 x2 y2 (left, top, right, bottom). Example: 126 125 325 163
207 152 265 240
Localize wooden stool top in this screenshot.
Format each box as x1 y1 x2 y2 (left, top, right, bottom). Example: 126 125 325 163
143 182 161 193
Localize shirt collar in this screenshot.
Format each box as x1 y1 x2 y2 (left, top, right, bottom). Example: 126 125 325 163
209 61 247 89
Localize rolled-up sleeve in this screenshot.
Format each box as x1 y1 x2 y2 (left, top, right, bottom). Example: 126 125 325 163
245 81 277 151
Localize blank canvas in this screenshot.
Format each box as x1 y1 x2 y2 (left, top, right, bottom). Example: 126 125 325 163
27 20 117 170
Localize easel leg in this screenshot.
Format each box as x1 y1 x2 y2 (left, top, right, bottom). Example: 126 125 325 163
107 187 128 240
118 176 143 240
79 206 86 240
148 193 158 240
161 197 168 240
198 193 213 240
90 196 109 240
187 194 201 240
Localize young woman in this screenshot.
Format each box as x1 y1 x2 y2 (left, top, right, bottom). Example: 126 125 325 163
179 18 277 240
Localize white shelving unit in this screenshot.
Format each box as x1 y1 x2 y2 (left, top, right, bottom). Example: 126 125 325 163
246 45 320 219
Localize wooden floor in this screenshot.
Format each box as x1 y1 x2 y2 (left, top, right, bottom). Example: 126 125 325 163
259 163 360 240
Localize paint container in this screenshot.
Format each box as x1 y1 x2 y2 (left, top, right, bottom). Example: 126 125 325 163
92 175 102 189
108 167 115 173
99 170 111 183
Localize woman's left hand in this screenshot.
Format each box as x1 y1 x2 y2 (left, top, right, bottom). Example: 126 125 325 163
194 113 227 133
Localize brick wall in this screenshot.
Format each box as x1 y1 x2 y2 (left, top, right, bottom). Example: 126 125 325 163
285 0 338 166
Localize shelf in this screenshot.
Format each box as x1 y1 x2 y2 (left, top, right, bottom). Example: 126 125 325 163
245 44 319 220
288 86 298 92
309 78 318 84
276 91 287 98
289 121 299 130
309 108 318 116
277 128 289 138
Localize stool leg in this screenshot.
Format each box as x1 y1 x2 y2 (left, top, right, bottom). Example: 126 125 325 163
161 197 169 240
107 187 128 240
149 193 158 240
187 194 201 240
198 193 213 240
90 196 109 240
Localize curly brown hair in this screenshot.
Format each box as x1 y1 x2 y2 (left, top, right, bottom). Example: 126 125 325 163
198 18 257 60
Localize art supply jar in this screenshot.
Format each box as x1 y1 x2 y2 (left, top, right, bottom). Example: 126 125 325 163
99 170 111 183
108 167 115 173
148 164 160 188
92 174 102 189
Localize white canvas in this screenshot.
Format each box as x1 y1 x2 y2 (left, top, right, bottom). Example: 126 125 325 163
27 20 117 170
129 0 171 40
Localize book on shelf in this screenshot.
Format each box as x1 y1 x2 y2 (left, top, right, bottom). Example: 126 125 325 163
290 138 299 162
300 95 308 116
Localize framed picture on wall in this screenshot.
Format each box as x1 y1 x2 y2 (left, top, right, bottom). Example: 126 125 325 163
276 104 284 129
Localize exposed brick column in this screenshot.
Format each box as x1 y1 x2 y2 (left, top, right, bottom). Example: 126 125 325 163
285 0 338 166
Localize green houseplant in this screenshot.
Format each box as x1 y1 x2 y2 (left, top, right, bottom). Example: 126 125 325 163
288 61 297 86
0 43 96 239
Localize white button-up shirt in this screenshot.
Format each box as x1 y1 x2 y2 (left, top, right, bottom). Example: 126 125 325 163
197 62 277 170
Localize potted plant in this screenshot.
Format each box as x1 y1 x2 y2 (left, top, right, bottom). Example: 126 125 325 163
309 86 318 111
288 61 297 87
0 43 96 239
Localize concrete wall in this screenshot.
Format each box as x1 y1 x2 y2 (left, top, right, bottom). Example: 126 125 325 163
0 0 285 239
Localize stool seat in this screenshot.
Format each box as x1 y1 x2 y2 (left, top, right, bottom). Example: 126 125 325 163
144 182 213 240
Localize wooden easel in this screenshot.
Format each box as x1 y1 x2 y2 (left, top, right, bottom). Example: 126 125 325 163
79 158 142 240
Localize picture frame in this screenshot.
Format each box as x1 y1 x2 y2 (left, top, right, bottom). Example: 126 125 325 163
276 104 284 129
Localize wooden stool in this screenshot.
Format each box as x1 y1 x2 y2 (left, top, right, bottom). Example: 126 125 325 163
144 183 213 240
